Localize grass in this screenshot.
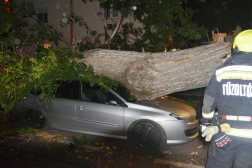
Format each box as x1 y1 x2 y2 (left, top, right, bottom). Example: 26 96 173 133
17 125 35 136
69 135 87 151
187 98 196 108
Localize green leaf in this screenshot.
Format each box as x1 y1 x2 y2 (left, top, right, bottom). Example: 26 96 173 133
10 82 16 87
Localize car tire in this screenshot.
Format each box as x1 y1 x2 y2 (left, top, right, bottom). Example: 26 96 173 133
26 109 46 129
131 121 166 150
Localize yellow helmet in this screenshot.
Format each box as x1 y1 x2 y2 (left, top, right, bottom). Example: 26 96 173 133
233 29 252 52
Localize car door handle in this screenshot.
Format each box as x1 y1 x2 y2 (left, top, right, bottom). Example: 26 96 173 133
79 106 86 110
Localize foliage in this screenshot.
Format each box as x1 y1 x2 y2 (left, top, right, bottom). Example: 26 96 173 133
60 11 102 51
0 1 121 114
187 98 196 108
0 0 208 114
60 13 89 31
77 0 207 52
129 0 206 51
69 135 87 151
53 135 66 140
17 125 35 136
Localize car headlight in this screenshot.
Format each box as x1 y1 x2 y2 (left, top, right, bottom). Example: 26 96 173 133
169 113 184 120
169 112 195 122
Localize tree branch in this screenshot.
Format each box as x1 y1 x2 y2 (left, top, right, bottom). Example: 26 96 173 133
102 0 136 48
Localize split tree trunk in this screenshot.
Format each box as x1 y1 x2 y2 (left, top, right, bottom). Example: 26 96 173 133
76 43 231 100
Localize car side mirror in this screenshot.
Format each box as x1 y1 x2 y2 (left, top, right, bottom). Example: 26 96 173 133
106 99 118 105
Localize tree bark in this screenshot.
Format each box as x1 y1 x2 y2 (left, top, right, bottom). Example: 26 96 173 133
76 43 231 100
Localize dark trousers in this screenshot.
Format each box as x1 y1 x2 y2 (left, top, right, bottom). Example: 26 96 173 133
206 138 252 168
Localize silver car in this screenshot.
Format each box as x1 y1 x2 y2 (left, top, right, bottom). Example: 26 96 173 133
14 81 199 150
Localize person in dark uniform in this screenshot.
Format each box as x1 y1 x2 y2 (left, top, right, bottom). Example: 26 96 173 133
201 29 252 168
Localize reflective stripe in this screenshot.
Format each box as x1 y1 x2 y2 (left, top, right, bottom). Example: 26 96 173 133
226 128 252 138
216 65 252 76
239 116 252 121
216 72 252 82
215 65 252 82
202 111 214 118
220 115 252 121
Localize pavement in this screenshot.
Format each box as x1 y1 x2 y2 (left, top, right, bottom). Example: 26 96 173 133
46 126 210 156
0 123 210 168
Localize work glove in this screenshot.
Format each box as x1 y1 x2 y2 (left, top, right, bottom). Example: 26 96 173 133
202 126 218 142
202 123 231 142
219 123 231 132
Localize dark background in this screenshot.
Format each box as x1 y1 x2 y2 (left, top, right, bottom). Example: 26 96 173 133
185 0 252 41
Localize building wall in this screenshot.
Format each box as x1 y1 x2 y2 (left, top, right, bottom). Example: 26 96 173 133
14 0 143 47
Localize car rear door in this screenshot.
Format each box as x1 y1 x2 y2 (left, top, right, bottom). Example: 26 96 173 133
39 81 78 130
76 82 124 135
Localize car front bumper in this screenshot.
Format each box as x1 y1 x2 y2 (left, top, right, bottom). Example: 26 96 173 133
159 119 199 145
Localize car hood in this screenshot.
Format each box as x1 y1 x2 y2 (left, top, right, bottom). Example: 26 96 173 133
135 96 197 117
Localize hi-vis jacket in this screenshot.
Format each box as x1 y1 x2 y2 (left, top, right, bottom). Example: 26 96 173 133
202 52 252 143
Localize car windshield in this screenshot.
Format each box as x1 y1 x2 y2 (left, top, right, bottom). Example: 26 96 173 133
111 85 137 102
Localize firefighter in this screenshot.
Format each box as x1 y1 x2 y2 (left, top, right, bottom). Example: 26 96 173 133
201 29 252 168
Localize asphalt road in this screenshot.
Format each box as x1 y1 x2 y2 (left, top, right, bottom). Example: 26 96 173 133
1 126 209 168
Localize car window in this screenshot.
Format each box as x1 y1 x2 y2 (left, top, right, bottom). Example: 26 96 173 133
111 85 137 102
55 81 76 100
80 82 118 104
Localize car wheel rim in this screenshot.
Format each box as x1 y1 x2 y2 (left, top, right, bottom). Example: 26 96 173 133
27 110 43 129
133 123 160 149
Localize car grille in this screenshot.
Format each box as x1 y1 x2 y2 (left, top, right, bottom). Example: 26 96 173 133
184 127 198 137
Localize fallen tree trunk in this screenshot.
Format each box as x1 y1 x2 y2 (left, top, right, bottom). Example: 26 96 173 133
76 43 231 100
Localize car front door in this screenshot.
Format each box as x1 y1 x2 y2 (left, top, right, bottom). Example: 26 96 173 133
39 81 78 130
76 82 124 135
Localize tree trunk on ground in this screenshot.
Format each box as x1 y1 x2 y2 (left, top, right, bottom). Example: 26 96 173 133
76 43 231 100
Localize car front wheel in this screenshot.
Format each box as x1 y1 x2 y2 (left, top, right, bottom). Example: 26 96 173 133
132 121 165 149
26 109 46 129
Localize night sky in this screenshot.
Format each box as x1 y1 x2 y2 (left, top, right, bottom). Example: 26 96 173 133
185 0 252 34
